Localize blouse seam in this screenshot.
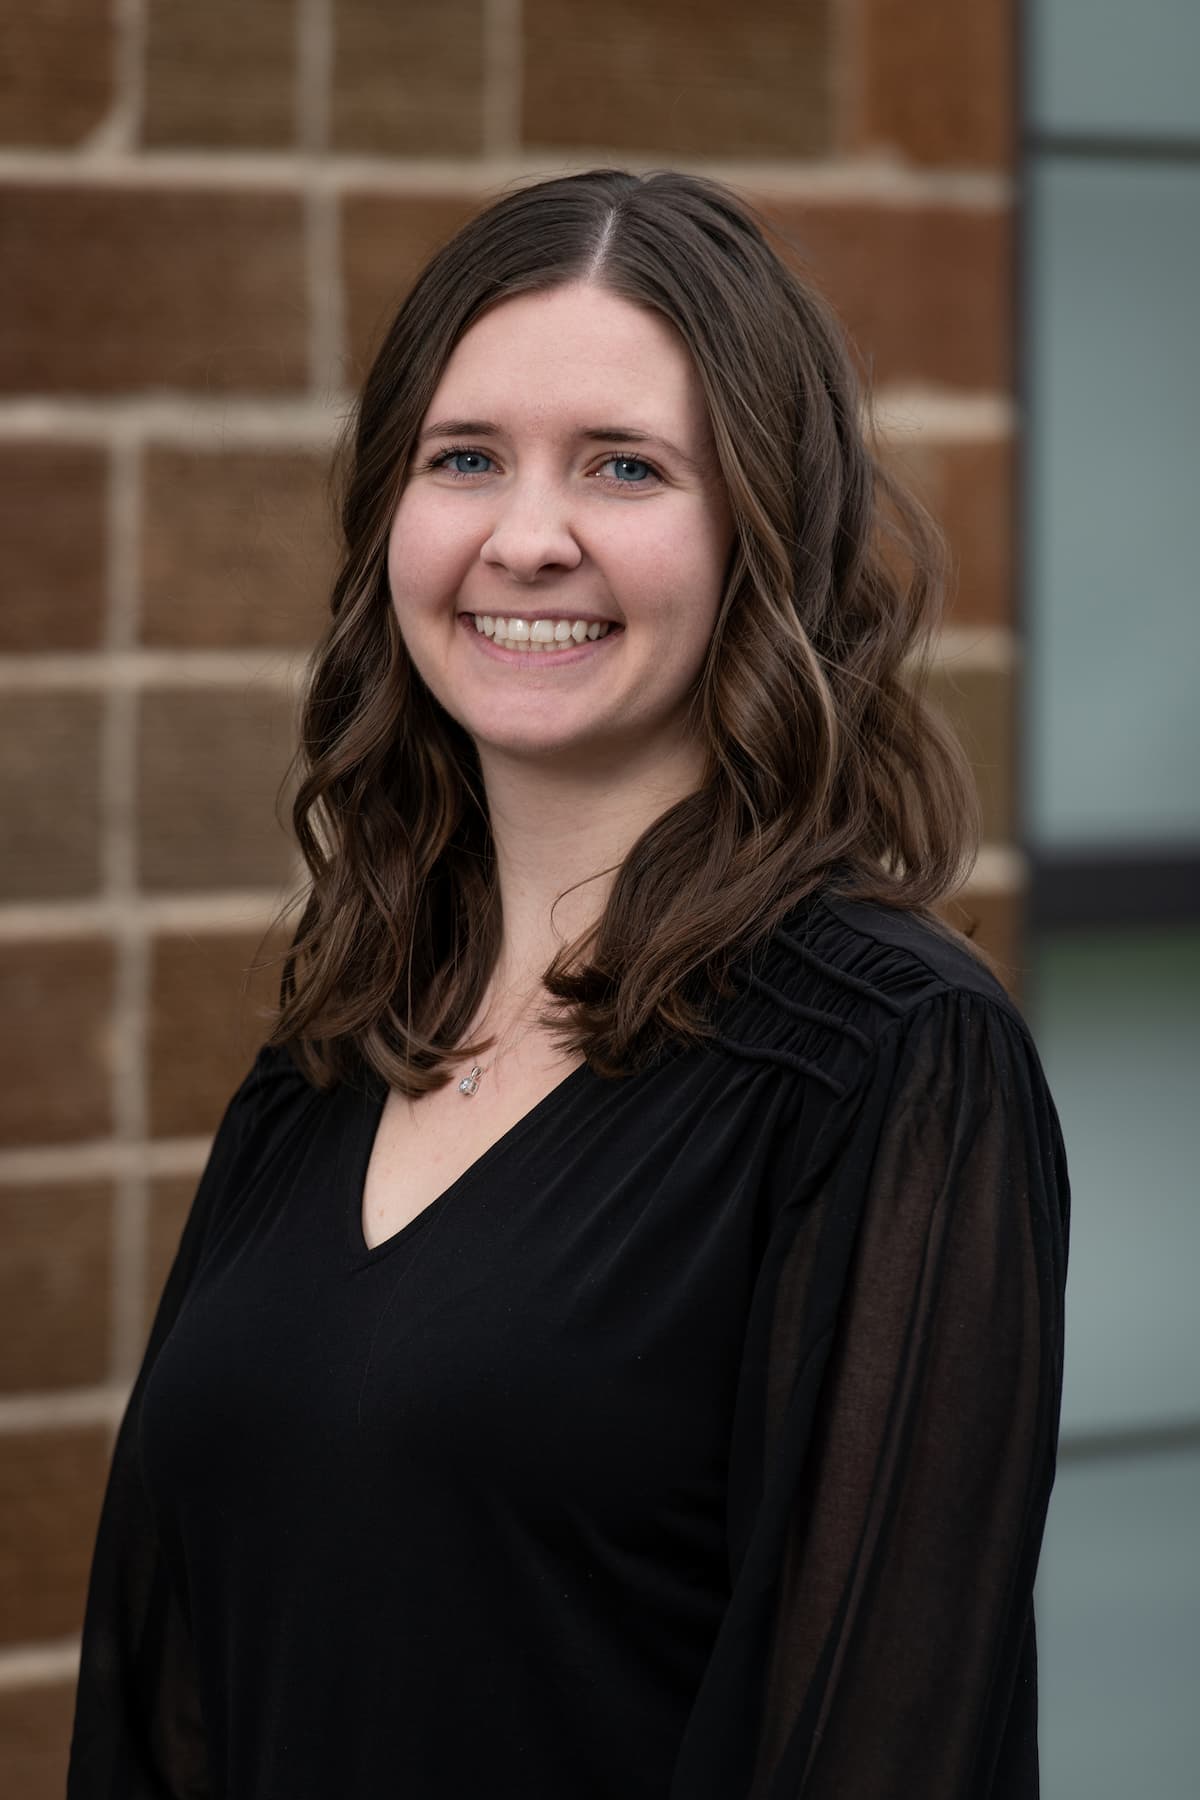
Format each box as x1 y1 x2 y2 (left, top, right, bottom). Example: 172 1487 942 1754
811 896 1034 1036
720 906 1036 1114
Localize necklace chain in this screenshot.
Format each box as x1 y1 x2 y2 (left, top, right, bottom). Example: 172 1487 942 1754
456 985 542 1097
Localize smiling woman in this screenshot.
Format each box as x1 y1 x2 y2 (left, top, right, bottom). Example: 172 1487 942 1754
68 171 1069 1800
387 283 732 770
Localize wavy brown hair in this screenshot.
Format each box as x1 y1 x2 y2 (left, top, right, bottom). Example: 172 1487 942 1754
268 168 981 1093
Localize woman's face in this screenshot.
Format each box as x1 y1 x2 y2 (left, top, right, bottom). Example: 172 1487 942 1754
386 282 734 776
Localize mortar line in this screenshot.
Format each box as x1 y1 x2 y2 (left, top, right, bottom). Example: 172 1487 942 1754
0 890 292 940
0 1640 83 1690
81 0 141 152
0 389 1011 444
102 431 151 1382
0 1389 128 1433
831 0 865 154
0 626 1018 691
0 1140 216 1187
0 650 306 691
483 0 523 156
306 187 344 397
296 0 333 155
0 148 1012 206
0 398 347 441
297 0 343 393
128 0 148 147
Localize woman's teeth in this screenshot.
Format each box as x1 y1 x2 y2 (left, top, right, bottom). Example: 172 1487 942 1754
472 614 612 652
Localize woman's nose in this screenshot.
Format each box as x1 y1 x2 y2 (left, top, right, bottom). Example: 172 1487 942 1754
479 482 583 583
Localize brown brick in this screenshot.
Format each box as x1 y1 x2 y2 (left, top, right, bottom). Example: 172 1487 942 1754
0 940 113 1149
927 661 1013 844
148 930 288 1138
858 0 1015 169
141 447 336 648
332 0 485 154
0 693 103 900
144 1175 199 1335
883 436 1013 628
137 687 297 892
0 1427 110 1644
0 1682 76 1800
0 1 112 147
0 1183 111 1393
522 0 832 157
937 884 1025 994
341 192 482 378
144 0 296 147
0 442 108 651
763 198 1012 391
0 186 307 394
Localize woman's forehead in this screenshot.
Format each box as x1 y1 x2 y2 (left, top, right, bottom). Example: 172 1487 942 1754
424 284 708 434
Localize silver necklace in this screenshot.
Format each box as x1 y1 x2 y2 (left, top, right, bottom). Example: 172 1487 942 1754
456 989 540 1096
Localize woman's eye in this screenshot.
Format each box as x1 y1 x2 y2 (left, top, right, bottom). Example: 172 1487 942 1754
600 455 657 485
436 449 494 477
428 448 658 485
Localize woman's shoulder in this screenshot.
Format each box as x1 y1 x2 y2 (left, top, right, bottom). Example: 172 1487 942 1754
708 883 1028 1098
209 1037 329 1162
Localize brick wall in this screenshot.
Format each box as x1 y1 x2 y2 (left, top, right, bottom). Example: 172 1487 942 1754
0 2 1018 1786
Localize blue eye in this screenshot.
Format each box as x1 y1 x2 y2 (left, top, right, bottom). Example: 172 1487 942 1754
603 455 654 483
435 448 493 477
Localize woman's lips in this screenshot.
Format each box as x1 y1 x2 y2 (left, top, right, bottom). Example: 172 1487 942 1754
459 613 624 665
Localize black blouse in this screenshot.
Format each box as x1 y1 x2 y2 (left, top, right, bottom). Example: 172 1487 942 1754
68 891 1069 1799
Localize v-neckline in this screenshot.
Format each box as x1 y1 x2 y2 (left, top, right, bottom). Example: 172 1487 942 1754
345 1057 594 1266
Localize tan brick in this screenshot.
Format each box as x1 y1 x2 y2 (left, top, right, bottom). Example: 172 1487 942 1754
937 885 1025 995
0 1 112 147
927 661 1013 844
332 0 485 154
0 1682 76 1800
0 1183 112 1393
148 930 288 1138
0 186 307 394
341 192 482 378
763 198 1012 391
0 1426 110 1644
0 442 108 651
522 0 832 157
144 0 296 147
145 1175 199 1336
141 447 336 648
137 688 297 892
883 436 1013 628
857 0 1015 169
0 940 113 1149
0 693 103 900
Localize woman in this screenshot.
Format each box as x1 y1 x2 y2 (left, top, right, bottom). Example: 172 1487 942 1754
69 170 1069 1799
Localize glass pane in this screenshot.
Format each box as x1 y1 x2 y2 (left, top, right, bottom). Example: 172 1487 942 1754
1029 0 1200 138
1037 1449 1200 1798
1032 929 1200 1435
1026 158 1200 850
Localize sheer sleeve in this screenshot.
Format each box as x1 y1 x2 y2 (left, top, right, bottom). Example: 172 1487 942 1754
67 1047 283 1799
671 989 1070 1799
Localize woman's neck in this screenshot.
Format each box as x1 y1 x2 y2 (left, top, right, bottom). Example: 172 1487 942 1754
477 736 706 1002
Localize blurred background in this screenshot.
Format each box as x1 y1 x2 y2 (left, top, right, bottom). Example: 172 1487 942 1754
0 1 1195 1792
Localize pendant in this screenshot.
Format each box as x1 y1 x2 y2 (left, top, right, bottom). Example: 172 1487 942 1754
458 1065 484 1096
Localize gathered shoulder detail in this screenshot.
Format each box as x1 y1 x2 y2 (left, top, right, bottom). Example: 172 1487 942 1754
708 890 1025 1103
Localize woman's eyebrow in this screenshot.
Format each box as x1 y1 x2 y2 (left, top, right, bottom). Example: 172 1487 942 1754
581 427 702 471
417 419 702 472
